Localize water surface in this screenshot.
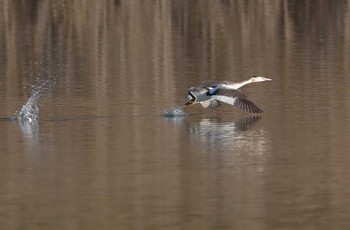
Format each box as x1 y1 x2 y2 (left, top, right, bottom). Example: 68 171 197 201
1 1 350 229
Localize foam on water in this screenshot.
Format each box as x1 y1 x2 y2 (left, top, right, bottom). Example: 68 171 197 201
163 106 187 117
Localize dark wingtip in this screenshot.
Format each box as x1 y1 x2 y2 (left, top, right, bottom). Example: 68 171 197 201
247 104 263 114
254 107 263 113
256 108 263 113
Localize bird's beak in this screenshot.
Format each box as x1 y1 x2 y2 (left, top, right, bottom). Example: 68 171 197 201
265 77 272 81
184 94 194 105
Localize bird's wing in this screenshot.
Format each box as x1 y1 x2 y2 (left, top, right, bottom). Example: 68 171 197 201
200 99 221 109
211 89 263 113
207 85 221 95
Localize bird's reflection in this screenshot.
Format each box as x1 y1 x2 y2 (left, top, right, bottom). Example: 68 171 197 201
187 116 262 149
186 116 261 134
166 115 266 151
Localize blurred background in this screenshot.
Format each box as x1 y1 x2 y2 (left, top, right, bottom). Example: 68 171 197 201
1 1 350 229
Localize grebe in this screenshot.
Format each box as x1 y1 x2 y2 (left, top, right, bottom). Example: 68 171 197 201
184 76 271 113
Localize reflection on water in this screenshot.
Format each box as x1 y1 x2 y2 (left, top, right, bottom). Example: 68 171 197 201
1 1 350 229
18 119 39 140
185 116 265 151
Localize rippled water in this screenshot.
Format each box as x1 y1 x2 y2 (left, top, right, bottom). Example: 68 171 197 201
1 1 350 229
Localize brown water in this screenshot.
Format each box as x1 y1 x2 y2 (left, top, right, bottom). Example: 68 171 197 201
1 1 350 229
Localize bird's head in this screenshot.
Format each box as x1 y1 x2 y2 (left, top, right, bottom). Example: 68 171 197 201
184 87 197 105
250 76 272 83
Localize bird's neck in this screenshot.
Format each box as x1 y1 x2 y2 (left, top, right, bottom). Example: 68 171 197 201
231 79 253 89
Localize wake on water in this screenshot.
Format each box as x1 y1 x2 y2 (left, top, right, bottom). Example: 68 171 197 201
163 106 187 117
16 74 186 122
17 82 185 122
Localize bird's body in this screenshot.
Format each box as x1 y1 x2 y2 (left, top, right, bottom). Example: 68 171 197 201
184 76 271 113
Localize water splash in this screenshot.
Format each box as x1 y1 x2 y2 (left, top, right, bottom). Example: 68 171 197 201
163 106 187 117
17 91 40 122
16 80 55 123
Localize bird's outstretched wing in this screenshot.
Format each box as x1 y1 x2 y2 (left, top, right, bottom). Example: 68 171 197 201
210 89 263 113
200 99 221 109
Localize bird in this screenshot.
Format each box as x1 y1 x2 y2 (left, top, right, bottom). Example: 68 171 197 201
183 76 271 113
